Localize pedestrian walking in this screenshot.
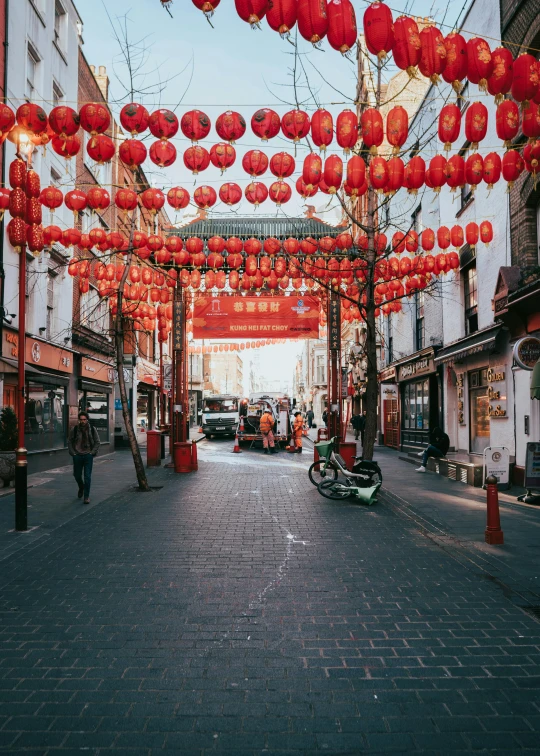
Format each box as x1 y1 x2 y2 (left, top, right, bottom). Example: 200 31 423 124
306 408 314 428
259 409 277 455
68 411 100 504
360 410 367 447
322 408 328 427
415 427 450 473
288 411 304 453
351 411 363 441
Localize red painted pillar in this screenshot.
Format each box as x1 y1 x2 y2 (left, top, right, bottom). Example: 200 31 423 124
485 475 504 545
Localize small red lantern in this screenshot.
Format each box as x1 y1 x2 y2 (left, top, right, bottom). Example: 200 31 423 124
393 15 421 76
466 37 493 92
466 222 479 248
429 154 447 193
0 104 15 140
181 110 211 142
442 33 468 92
251 108 280 141
438 103 461 151
141 188 165 214
296 177 319 198
446 154 465 191
311 108 334 151
336 109 358 154
419 25 447 85
511 53 539 104
167 187 190 210
450 225 464 248
386 106 408 155
386 156 404 194
115 188 138 213
79 103 110 140
216 110 246 143
465 101 488 150
65 189 87 216
323 154 343 193
327 0 357 55
120 103 149 135
86 134 115 164
235 0 267 27
149 140 177 167
297 0 328 44
522 102 540 142
219 182 242 205
483 152 501 189
496 100 519 147
148 109 179 140
192 0 220 17
16 103 48 135
363 1 394 60
421 228 435 252
183 145 210 173
210 142 236 173
266 0 297 37
269 181 292 205
360 107 384 154
49 106 80 138
346 154 366 189
245 181 268 206
40 186 63 211
480 220 493 245
502 149 524 188
44 225 62 245
270 151 295 179
119 139 147 170
242 149 268 176
281 109 310 141
487 47 514 103
302 153 322 190
52 134 81 160
437 226 451 250
404 155 425 194
369 156 389 192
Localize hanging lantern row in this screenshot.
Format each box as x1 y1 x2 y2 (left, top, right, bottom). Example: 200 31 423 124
188 340 288 353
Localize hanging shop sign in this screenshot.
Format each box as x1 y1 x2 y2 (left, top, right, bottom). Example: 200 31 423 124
397 356 435 382
513 337 540 371
483 446 510 487
192 296 320 339
173 301 185 352
81 356 114 383
329 297 341 352
487 365 507 418
163 363 173 391
456 372 466 425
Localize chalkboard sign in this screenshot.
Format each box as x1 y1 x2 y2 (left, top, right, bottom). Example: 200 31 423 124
524 442 540 490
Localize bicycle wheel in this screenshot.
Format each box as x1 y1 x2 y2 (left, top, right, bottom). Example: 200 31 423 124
317 479 353 500
308 459 339 486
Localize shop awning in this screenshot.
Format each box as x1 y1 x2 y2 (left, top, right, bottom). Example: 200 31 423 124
433 326 502 365
0 357 45 376
531 360 540 400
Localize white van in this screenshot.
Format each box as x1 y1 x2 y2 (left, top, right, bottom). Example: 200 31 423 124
201 395 240 439
238 392 292 447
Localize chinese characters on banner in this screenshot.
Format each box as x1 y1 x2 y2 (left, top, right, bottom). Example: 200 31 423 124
173 301 184 352
192 296 320 339
329 297 341 352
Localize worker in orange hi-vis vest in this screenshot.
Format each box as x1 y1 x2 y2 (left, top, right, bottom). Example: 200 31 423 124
259 410 276 455
289 412 304 453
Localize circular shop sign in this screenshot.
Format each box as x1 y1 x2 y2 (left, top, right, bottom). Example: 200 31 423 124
513 337 540 371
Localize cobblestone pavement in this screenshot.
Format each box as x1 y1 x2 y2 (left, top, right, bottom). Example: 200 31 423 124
1 438 540 755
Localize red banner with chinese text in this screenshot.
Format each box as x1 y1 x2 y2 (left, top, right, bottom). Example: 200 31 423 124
192 296 320 339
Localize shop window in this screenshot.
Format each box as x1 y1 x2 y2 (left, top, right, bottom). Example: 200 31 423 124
316 354 326 384
386 314 393 363
52 81 63 107
25 382 67 451
46 269 57 340
415 291 424 351
403 380 430 430
54 1 67 51
26 44 40 100
469 368 490 454
79 391 109 441
458 142 472 212
411 204 422 233
80 286 109 334
463 261 478 335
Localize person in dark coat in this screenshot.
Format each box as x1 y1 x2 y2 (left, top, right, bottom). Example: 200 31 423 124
322 409 328 427
306 409 314 428
416 427 450 473
68 412 100 504
351 412 363 440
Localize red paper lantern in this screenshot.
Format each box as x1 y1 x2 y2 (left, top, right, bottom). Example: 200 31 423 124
86 134 115 164
369 156 389 192
442 33 468 92
421 228 435 251
480 220 493 245
496 100 519 147
450 225 464 249
44 225 62 246
302 153 322 190
323 154 343 193
192 0 220 17
311 108 334 151
7 218 26 251
466 222 479 248
336 109 358 154
404 155 425 194
429 154 447 193
511 53 539 104
465 101 488 150
437 226 451 250
40 186 63 211
89 228 108 247
346 154 366 190
393 15 421 76
297 0 328 44
52 134 81 160
327 0 357 55
26 224 44 256
501 149 524 188
363 1 394 60
0 104 15 140
119 139 147 170
148 109 179 140
269 181 292 205
26 197 42 225
49 106 80 138
438 103 461 151
62 228 82 248
446 154 465 191
165 236 183 254
79 103 110 138
194 186 217 209
466 37 493 92
115 188 138 213
141 188 165 214
360 107 384 154
167 187 190 210
487 47 514 103
281 109 310 141
386 105 408 155
216 110 246 143
266 0 297 37
296 177 318 198
120 103 149 135
251 108 281 141
219 183 242 205
386 156 404 194
16 103 48 135
483 152 501 189
419 25 447 85
270 151 295 179
181 110 211 142
235 0 267 26
243 237 261 255
245 181 268 206
65 189 87 215
210 142 236 172
242 149 268 177
522 102 540 142
183 145 210 173
149 140 177 167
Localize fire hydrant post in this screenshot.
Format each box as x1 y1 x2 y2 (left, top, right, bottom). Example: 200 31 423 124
485 475 504 545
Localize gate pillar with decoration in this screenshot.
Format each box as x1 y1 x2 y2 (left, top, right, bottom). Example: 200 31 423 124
328 290 341 447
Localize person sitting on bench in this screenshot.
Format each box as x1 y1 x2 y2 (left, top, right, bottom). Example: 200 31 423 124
415 427 450 473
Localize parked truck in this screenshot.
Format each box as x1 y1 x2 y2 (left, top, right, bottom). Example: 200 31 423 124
201 394 240 439
237 392 292 447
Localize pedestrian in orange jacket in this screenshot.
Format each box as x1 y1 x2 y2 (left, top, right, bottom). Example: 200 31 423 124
289 412 304 453
259 410 276 454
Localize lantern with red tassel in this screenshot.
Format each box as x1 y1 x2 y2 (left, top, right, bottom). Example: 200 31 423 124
442 33 468 92
297 0 328 44
363 1 394 60
483 152 501 189
393 15 421 77
511 54 539 105
183 145 210 174
52 134 81 161
120 102 149 135
181 110 211 142
281 109 310 141
327 0 357 54
311 108 333 151
487 47 514 103
360 107 384 155
148 109 179 140
210 142 236 173
465 101 488 150
242 149 268 176
245 181 268 206
251 108 280 141
466 37 493 92
386 106 408 155
419 25 447 85
438 103 461 151
219 183 242 206
496 100 519 147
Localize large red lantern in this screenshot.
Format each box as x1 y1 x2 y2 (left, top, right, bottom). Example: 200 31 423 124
210 142 236 172
245 181 268 206
149 141 177 167
523 102 540 142
219 182 242 205
511 54 539 104
386 105 408 154
336 110 358 154
44 225 62 246
79 103 110 141
115 188 138 213
242 149 268 176
270 151 295 179
404 155 425 194
269 181 292 205
235 0 267 26
421 228 435 252
502 149 524 188
7 218 26 252
296 177 319 198
119 139 147 169
49 106 80 138
446 154 465 191
465 153 484 191
419 25 447 85
442 33 468 92
360 107 384 154
466 37 493 92
52 134 81 160
192 0 220 18
40 186 63 211
311 108 333 151
65 189 87 216
148 109 179 140
323 154 343 193
303 153 322 189
251 108 280 141
216 111 246 143
141 188 165 214
480 220 493 245
369 156 389 192
167 187 190 210
363 1 394 59
26 197 42 225
466 222 479 249
346 154 366 189
438 103 461 151
181 110 211 142
266 0 297 37
243 237 261 255
265 237 281 255
281 109 310 141
327 0 357 55
183 145 210 173
483 152 501 189
429 154 447 193
437 226 451 250
386 156 404 194
465 101 488 150
297 0 328 44
0 104 15 140
120 103 149 135
393 15 421 76
496 100 519 147
450 225 464 249
487 47 514 103
86 134 115 164
16 103 48 135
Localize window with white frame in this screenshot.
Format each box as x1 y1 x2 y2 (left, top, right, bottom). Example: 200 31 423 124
80 286 109 334
26 44 40 100
316 354 326 384
47 268 58 340
52 81 64 106
54 1 67 50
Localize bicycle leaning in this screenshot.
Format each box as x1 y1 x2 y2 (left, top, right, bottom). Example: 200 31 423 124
308 436 382 503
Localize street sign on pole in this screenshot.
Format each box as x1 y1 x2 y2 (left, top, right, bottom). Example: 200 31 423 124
163 363 173 391
172 301 184 352
329 296 341 352
483 446 510 489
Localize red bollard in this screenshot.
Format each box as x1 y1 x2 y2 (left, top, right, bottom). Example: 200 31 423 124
191 440 198 471
173 442 192 474
146 431 161 467
485 475 504 545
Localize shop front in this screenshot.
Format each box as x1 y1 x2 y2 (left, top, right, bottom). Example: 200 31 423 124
378 367 399 449
136 357 160 444
78 356 115 450
394 349 441 452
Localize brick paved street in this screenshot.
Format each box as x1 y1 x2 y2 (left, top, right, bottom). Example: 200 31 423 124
1 440 540 754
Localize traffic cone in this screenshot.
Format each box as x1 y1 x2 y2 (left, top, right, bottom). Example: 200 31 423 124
232 429 242 454
239 417 245 432
198 426 203 434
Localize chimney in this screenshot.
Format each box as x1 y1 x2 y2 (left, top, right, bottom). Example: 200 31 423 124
305 204 315 219
93 65 109 102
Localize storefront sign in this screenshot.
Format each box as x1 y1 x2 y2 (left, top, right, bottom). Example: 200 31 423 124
524 442 540 490
487 366 507 418
382 383 397 398
192 296 320 339
379 366 396 382
397 356 434 382
329 297 341 352
173 301 184 352
81 357 114 383
513 337 540 371
456 373 466 425
23 337 74 373
483 446 510 487
163 363 173 391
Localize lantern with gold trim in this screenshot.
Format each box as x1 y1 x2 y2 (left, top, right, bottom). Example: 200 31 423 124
488 47 514 104
360 107 383 155
251 108 280 141
465 101 488 150
502 149 524 189
216 110 246 143
297 0 328 44
442 33 468 93
336 109 358 154
327 0 357 54
496 100 519 147
393 15 421 77
219 182 242 206
363 1 394 60
281 109 310 141
483 151 501 189
210 142 236 173
419 25 447 85
181 110 211 142
438 103 461 151
386 105 408 155
466 37 493 92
